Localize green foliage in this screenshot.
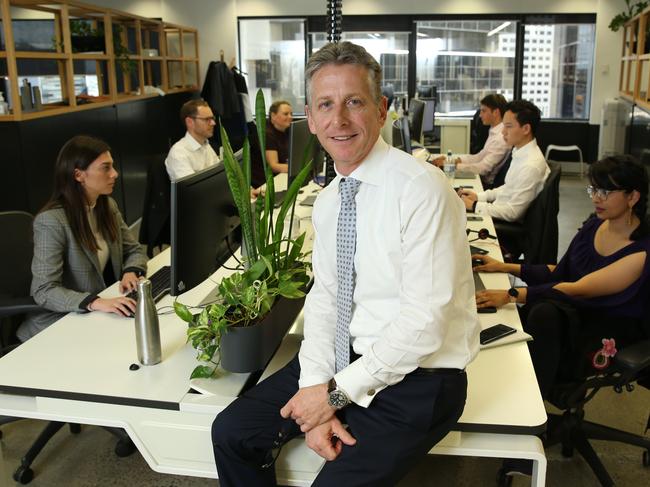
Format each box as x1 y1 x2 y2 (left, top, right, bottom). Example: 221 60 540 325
175 89 315 379
610 1 649 32
64 20 135 73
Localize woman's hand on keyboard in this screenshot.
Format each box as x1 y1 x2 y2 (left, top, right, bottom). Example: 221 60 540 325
119 272 140 294
90 296 137 317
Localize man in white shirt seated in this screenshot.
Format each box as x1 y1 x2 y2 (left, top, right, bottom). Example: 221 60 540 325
211 41 480 486
164 98 220 181
433 93 510 186
459 100 549 223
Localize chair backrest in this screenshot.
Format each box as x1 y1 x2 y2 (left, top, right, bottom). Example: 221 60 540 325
522 161 562 264
0 211 34 298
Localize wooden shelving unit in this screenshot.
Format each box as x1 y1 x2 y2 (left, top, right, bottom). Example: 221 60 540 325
0 0 199 121
620 6 650 111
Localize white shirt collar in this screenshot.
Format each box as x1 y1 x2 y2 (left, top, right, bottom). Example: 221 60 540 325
512 138 537 159
333 136 390 188
183 131 206 152
489 122 504 136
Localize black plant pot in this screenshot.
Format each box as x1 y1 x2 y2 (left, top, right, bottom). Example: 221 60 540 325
71 35 105 53
220 296 305 373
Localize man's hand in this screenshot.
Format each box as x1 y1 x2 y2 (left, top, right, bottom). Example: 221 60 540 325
431 155 446 167
305 417 356 461
459 189 478 211
280 383 335 432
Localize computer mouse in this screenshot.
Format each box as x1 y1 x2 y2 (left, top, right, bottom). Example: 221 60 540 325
472 258 484 267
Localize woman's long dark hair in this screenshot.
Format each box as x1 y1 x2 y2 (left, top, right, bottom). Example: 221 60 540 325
41 135 118 252
589 154 649 240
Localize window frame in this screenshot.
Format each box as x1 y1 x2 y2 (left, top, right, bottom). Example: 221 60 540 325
237 13 597 121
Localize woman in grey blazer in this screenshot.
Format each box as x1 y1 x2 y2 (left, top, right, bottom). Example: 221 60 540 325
18 135 148 341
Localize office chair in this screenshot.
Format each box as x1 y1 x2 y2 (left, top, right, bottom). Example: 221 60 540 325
138 154 171 257
0 211 41 435
493 161 561 264
0 214 136 484
470 108 490 155
498 319 650 486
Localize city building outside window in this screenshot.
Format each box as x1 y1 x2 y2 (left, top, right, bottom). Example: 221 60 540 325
415 20 516 116
523 23 595 119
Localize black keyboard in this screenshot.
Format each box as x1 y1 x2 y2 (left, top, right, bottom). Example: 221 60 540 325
126 265 171 303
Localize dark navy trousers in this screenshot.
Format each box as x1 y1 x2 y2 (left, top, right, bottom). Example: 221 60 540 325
212 355 467 487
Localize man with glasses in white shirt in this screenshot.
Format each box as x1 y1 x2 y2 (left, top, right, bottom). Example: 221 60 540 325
164 98 220 181
433 94 510 187
211 41 480 487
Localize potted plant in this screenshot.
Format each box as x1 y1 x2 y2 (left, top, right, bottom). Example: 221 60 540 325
609 0 648 32
66 20 135 73
174 90 315 378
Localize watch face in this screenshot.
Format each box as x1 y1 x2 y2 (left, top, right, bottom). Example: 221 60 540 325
328 390 349 409
508 287 519 298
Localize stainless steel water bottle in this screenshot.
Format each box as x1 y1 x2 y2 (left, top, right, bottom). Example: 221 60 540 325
134 279 162 365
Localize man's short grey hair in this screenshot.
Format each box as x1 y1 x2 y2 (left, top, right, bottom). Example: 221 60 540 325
305 41 383 105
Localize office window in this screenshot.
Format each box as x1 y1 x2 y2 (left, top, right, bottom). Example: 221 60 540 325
238 19 306 114
523 23 595 119
415 20 516 116
311 32 410 99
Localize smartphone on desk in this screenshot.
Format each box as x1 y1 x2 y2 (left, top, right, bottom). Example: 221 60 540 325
480 324 517 345
467 216 483 222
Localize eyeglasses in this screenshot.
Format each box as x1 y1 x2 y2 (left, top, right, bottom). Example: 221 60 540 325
191 116 216 123
586 185 624 200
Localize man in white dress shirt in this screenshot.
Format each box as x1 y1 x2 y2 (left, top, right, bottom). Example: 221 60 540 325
164 98 220 181
211 42 480 487
460 100 549 223
433 93 510 186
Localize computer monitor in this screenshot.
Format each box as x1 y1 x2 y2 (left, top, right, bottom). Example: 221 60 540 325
422 99 436 133
417 84 437 99
391 117 412 155
170 162 240 296
408 98 426 145
288 118 319 187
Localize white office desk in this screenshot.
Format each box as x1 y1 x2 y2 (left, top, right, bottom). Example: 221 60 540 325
0 174 546 486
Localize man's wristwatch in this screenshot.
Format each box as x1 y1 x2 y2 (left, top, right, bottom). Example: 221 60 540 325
327 378 351 410
507 287 519 303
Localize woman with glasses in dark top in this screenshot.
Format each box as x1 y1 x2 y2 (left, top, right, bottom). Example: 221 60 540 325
472 154 650 397
18 135 148 341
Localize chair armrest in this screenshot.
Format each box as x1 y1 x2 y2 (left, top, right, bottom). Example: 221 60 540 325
614 340 650 373
0 296 41 318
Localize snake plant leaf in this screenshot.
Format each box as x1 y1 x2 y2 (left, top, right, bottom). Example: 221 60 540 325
220 123 258 262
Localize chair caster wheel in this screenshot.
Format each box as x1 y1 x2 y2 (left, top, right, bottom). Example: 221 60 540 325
643 449 650 467
114 437 136 457
69 423 81 434
13 465 34 485
496 467 513 486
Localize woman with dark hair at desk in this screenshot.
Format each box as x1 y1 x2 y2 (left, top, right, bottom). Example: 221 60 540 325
472 154 650 397
18 135 147 341
265 100 293 174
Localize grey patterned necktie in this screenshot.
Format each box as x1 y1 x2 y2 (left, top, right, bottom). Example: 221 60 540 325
335 177 362 373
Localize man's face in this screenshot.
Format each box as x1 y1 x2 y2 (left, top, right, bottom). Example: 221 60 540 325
306 64 387 175
271 103 293 132
187 105 216 140
479 104 497 126
502 110 530 148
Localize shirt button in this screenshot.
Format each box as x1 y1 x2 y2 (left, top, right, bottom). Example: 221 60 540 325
367 389 376 396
